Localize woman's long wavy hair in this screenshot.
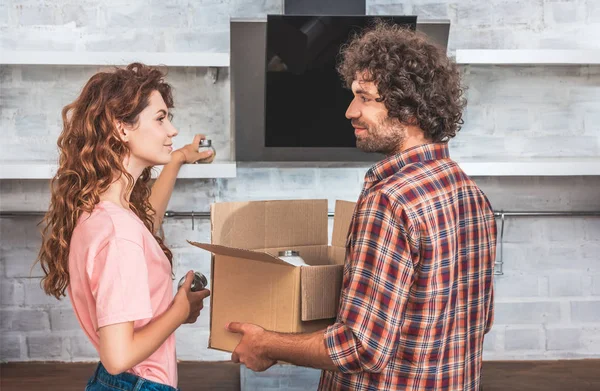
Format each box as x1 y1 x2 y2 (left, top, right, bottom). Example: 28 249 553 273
38 63 174 299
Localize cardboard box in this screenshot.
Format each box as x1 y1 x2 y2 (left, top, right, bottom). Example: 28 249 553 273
188 199 355 353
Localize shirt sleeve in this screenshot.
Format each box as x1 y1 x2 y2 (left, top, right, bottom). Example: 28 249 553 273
90 236 154 329
484 277 494 334
324 193 415 374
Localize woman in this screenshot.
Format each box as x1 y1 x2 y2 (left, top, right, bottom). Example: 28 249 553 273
37 63 213 391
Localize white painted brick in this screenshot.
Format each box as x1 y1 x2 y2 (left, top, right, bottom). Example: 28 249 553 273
23 279 69 307
241 364 286 390
413 3 449 18
14 114 48 136
241 364 322 391
546 327 582 351
273 168 318 191
583 110 600 136
448 135 507 160
589 0 600 22
582 218 600 242
505 328 544 351
0 334 23 361
175 328 229 361
1 309 49 332
494 274 544 298
230 0 282 18
493 0 543 27
497 244 551 273
544 0 586 24
571 301 600 322
17 5 59 26
317 169 362 197
27 335 69 360
493 107 532 134
59 3 98 28
581 242 600 263
148 5 189 29
511 136 599 157
483 329 497 352
549 272 588 297
189 3 230 27
218 168 274 198
85 30 161 52
368 4 407 16
20 65 60 83
0 216 43 248
161 219 211 249
0 181 51 211
471 67 573 105
456 3 493 27
171 30 228 52
535 109 584 136
581 327 600 352
447 28 496 51
165 179 216 213
172 247 212 281
2 29 77 51
593 275 600 296
502 218 544 243
0 3 9 27
50 308 82 331
463 106 493 135
280 366 321 390
0 279 24 306
494 302 561 325
542 243 599 272
543 217 590 242
69 335 98 360
101 2 147 28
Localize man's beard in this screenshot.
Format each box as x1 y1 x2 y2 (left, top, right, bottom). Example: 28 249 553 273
353 115 406 156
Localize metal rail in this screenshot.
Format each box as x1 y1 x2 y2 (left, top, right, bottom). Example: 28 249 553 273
3 210 598 218
2 210 598 276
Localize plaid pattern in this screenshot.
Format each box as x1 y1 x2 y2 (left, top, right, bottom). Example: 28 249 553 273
319 143 496 391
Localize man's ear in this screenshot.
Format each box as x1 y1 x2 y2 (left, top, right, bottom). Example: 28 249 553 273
405 116 418 126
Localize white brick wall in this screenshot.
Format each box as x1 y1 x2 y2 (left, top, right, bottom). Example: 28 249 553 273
0 0 599 380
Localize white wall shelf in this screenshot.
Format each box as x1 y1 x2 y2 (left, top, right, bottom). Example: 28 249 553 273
1 159 599 178
0 162 237 179
455 50 600 65
0 51 230 67
455 158 600 176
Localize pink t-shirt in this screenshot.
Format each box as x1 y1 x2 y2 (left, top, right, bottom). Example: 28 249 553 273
67 200 177 388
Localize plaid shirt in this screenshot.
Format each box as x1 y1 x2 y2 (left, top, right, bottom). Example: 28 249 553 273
319 143 496 391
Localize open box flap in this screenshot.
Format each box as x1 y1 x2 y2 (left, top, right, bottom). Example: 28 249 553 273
211 200 329 249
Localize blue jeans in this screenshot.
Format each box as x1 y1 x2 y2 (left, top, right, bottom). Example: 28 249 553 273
86 362 180 391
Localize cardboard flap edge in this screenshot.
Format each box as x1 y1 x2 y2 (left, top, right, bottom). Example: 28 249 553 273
187 241 293 266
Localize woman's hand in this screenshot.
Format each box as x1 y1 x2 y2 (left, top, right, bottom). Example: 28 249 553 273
172 134 214 164
174 271 211 324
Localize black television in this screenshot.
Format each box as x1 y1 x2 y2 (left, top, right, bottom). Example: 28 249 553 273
232 16 449 162
265 15 416 149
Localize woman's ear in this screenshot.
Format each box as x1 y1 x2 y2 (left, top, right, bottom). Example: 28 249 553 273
116 121 129 142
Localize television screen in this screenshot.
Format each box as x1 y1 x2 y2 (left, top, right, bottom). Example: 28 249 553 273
265 15 417 148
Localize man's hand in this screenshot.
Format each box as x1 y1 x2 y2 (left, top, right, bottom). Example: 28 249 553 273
227 322 276 372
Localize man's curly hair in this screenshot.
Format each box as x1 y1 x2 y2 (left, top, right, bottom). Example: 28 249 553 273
338 21 466 142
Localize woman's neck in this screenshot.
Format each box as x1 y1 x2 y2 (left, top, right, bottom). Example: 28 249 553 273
99 155 145 209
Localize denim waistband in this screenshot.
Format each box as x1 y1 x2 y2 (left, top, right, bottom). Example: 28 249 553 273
91 362 179 391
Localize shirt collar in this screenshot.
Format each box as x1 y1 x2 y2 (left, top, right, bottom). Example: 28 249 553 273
365 143 451 183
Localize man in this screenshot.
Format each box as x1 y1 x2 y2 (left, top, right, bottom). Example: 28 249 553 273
226 22 497 391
